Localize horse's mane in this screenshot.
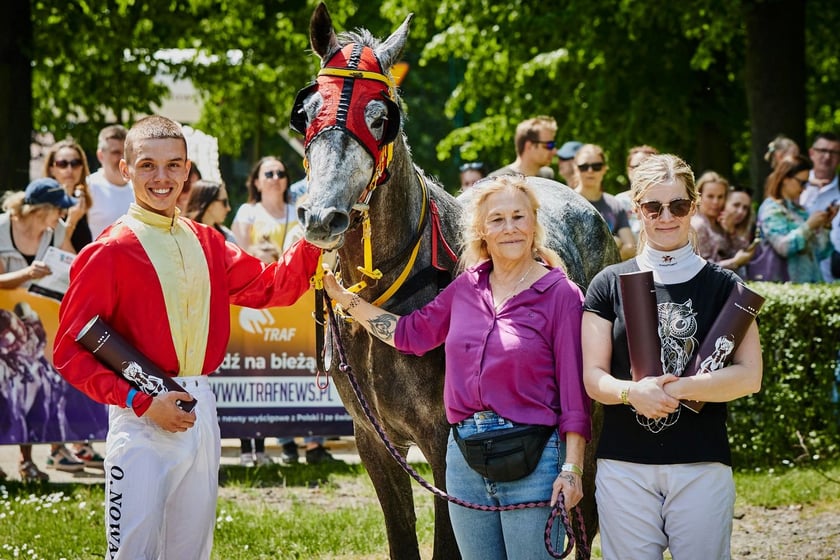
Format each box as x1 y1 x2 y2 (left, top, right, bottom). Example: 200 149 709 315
336 29 379 49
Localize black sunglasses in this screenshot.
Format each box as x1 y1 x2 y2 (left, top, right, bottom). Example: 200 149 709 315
216 197 230 208
54 158 83 169
638 198 693 219
577 162 605 172
533 140 557 150
263 170 287 179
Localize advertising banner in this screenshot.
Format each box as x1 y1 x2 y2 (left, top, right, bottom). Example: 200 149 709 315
213 290 353 439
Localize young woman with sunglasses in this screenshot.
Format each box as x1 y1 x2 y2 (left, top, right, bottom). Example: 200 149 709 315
755 155 837 283
42 140 93 251
691 171 756 273
231 156 300 250
185 180 235 243
573 144 636 261
41 140 107 472
581 153 762 559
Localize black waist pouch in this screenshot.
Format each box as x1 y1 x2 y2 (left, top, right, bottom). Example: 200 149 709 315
453 424 554 482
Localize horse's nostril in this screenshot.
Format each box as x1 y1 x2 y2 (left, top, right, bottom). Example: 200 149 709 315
328 212 349 235
300 206 350 238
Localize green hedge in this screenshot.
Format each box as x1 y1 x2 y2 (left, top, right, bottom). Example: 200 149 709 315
729 282 840 469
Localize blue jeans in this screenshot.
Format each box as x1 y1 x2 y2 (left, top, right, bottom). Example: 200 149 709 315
446 411 567 560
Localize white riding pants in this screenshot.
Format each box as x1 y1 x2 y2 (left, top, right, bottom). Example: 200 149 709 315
103 376 220 560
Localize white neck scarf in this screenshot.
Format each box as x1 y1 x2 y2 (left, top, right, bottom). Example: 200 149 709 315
637 243 706 284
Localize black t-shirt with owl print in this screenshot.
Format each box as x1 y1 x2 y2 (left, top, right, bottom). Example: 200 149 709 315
584 259 739 465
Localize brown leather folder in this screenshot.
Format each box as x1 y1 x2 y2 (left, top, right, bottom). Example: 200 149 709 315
680 283 764 412
620 270 664 381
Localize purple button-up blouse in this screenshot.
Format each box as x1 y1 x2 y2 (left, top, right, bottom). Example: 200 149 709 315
394 261 591 441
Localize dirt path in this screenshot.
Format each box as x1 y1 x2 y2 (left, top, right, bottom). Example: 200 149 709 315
221 481 840 559
731 503 840 559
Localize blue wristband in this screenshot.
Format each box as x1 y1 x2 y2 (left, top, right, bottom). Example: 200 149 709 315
126 388 139 409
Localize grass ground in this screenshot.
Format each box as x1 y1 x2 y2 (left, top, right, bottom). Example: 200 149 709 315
1 461 839 559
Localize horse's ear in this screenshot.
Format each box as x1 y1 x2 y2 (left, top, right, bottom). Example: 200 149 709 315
310 2 340 60
376 13 413 70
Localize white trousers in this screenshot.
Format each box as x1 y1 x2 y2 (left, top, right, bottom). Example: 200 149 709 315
595 458 735 560
103 377 220 560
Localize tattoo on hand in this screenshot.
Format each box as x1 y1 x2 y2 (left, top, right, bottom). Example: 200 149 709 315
368 313 397 340
558 473 577 487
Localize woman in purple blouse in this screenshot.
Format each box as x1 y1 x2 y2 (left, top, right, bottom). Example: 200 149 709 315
323 175 590 559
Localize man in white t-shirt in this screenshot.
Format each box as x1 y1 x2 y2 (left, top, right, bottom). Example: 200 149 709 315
800 132 840 282
86 124 135 239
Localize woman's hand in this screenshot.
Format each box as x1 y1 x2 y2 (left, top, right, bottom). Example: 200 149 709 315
27 260 52 280
717 209 736 233
732 245 757 268
627 375 680 419
551 471 583 510
806 209 832 230
321 265 352 307
66 189 88 224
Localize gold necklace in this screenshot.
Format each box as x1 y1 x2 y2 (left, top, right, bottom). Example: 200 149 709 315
493 264 534 310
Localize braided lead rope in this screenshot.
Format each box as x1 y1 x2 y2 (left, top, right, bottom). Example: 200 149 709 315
326 303 588 559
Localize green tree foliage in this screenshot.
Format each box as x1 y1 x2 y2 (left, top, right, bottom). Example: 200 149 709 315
417 0 748 191
10 1 840 197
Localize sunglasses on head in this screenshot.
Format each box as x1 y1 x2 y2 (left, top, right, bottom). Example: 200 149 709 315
638 198 693 219
577 162 605 172
263 170 287 180
53 159 83 169
459 162 485 172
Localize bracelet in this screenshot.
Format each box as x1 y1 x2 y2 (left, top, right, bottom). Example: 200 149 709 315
620 386 631 406
126 388 139 409
560 463 583 476
345 294 361 312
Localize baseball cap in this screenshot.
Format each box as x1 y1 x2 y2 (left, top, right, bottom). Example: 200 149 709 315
557 141 583 160
23 178 78 209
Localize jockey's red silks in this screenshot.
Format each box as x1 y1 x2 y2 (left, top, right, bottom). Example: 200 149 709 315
304 43 398 162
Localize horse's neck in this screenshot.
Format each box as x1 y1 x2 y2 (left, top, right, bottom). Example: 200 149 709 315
339 142 427 290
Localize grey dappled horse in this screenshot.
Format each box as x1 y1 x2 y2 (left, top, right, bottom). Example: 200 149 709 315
293 4 618 558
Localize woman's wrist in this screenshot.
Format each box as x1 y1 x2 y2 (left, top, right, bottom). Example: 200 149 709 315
343 293 361 312
560 463 583 476
619 384 631 406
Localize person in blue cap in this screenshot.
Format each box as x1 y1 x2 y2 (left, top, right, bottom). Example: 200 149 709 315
0 177 79 481
556 141 583 188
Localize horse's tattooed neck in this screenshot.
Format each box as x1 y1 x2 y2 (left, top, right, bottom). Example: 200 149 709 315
368 313 398 341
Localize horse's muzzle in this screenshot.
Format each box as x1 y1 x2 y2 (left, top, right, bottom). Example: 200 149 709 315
298 205 349 249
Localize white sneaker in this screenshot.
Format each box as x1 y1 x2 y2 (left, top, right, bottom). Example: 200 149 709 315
240 453 255 467
254 452 274 466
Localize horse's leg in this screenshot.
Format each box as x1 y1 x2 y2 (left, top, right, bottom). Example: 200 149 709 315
354 425 422 560
412 424 461 560
576 403 603 560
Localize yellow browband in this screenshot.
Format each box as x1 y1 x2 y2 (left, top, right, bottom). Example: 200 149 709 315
318 67 396 98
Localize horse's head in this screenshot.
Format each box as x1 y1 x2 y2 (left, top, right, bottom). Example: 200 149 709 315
291 2 412 250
